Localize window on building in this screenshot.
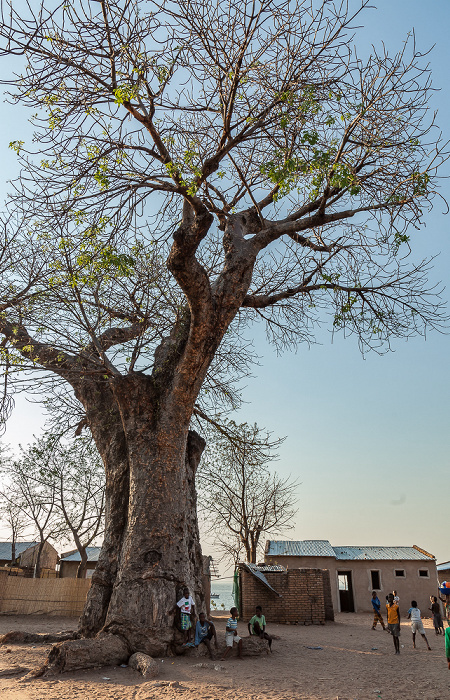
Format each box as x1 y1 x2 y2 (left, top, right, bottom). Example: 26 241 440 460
371 570 381 589
418 569 429 578
395 569 405 578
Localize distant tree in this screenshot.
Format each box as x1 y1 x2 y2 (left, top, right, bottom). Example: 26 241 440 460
0 0 447 663
0 498 28 565
2 434 105 578
198 422 298 564
0 443 61 577
32 434 106 578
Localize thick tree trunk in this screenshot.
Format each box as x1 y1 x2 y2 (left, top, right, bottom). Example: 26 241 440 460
102 418 206 654
76 382 130 637
73 375 206 657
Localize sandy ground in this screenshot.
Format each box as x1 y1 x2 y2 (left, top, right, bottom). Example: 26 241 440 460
0 612 449 700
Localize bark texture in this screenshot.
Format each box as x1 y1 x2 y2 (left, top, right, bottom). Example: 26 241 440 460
76 381 130 638
74 376 206 656
0 631 75 645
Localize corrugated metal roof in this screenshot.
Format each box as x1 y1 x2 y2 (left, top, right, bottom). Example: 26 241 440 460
332 546 434 561
251 564 286 573
60 546 101 562
437 561 450 571
0 542 38 561
240 563 282 596
266 540 335 557
266 540 435 562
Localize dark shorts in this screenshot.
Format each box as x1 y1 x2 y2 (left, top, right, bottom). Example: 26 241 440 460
433 613 443 628
198 631 213 645
388 623 400 637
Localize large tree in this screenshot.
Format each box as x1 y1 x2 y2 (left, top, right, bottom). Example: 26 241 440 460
0 0 446 663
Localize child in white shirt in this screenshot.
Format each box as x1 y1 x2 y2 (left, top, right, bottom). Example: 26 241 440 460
407 600 431 650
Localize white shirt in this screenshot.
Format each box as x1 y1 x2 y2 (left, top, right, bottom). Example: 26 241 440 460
177 595 194 615
408 607 421 621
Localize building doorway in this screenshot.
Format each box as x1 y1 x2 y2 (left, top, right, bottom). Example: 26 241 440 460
338 570 355 612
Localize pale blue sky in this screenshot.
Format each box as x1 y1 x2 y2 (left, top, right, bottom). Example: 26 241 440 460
1 1 449 564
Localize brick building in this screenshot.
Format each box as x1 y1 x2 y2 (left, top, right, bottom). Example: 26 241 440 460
238 562 334 624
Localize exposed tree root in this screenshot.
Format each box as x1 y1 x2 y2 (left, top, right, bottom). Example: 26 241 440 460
30 634 129 677
0 630 76 645
0 666 31 678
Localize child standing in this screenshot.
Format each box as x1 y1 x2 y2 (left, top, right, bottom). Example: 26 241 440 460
386 593 401 654
221 607 243 660
371 591 386 630
429 596 445 635
407 600 431 650
176 586 196 646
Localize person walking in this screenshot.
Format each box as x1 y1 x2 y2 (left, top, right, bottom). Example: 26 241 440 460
371 591 386 630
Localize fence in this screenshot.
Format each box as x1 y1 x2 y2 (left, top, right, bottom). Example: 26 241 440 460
0 571 91 616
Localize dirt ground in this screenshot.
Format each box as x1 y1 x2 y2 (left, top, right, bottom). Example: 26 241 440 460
0 611 449 700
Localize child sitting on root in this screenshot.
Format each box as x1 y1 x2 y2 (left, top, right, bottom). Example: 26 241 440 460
221 607 243 660
248 605 273 651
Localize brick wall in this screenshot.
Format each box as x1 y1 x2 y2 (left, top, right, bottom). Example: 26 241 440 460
240 567 332 624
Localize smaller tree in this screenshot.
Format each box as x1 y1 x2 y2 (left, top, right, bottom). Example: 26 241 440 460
0 444 27 564
1 433 105 577
0 499 28 565
0 443 61 576
198 422 298 564
41 435 105 578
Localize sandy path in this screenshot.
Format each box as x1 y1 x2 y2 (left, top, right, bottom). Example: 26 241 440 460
1 612 449 699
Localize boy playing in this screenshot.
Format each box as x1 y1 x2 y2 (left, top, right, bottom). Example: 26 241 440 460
194 612 218 659
221 607 243 660
248 605 273 650
371 591 386 630
175 586 196 646
386 593 401 654
407 600 431 650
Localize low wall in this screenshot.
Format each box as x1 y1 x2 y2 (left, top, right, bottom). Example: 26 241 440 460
240 567 332 624
0 574 91 616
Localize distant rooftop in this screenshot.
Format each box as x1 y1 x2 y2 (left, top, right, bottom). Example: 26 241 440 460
437 561 450 571
265 540 335 558
60 546 102 562
266 540 435 561
0 541 38 561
